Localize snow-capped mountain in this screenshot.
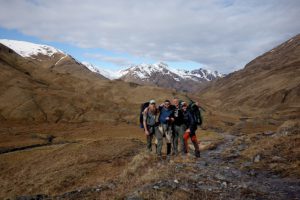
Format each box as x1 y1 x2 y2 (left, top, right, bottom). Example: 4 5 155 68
82 62 224 92
117 62 223 92
0 39 64 58
0 39 106 80
82 62 121 80
0 39 223 92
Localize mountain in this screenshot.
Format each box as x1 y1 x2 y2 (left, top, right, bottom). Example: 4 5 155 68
81 62 121 80
200 34 300 119
82 62 224 92
0 39 187 123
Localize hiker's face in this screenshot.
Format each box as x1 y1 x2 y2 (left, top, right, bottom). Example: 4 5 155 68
164 102 170 108
149 103 156 109
182 105 187 111
173 99 179 106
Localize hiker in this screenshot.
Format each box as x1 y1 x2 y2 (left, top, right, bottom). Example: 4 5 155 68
171 97 185 155
157 100 174 159
143 99 159 153
181 102 200 158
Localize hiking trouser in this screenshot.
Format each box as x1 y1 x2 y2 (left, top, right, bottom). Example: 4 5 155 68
156 124 173 156
173 124 186 155
183 129 200 157
146 125 157 152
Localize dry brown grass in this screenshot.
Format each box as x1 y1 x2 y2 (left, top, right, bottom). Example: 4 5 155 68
0 122 145 199
239 134 300 177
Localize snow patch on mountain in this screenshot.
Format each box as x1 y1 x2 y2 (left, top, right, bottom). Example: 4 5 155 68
121 62 224 81
82 62 122 79
0 39 64 58
82 61 224 82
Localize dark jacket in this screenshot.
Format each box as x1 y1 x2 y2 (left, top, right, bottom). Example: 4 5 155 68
172 106 185 126
183 110 197 130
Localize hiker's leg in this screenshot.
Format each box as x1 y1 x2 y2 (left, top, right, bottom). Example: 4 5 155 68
164 125 172 156
178 125 186 155
146 126 153 151
166 129 173 156
183 131 190 153
190 130 200 157
153 135 158 153
172 126 179 155
155 126 163 156
146 135 152 151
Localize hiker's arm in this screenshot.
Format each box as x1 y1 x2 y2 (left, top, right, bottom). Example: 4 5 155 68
159 104 163 111
143 109 149 135
169 111 175 122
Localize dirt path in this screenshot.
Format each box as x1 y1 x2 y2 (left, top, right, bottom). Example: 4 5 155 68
124 133 300 199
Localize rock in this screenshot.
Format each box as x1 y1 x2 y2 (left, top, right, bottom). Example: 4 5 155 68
271 156 285 162
153 185 159 190
263 131 275 136
241 161 252 168
215 173 226 181
239 182 249 189
174 179 179 184
253 154 261 163
248 169 257 177
221 181 227 188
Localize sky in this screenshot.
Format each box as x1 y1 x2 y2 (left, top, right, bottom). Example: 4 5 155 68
0 0 299 73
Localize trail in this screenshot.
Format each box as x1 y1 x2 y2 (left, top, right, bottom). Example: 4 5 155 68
126 133 300 199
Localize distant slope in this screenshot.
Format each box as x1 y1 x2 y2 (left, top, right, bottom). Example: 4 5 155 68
200 34 300 119
0 40 188 123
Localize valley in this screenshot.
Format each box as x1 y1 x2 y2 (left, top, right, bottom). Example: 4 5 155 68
0 35 299 199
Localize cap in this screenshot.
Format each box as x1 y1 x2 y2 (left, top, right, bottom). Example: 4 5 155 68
149 99 156 104
181 101 187 107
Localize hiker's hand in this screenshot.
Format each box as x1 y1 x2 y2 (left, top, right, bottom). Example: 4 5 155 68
145 130 150 135
186 128 190 133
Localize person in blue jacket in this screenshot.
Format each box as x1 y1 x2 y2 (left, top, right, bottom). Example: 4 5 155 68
157 100 174 159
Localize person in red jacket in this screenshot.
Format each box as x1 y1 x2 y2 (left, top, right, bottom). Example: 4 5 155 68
181 102 200 158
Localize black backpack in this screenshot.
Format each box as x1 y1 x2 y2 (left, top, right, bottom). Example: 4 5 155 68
188 102 203 126
139 102 150 128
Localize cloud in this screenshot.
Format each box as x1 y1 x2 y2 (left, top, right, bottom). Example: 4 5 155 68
0 0 299 73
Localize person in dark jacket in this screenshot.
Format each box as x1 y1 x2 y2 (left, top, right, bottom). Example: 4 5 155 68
171 98 185 155
181 102 200 158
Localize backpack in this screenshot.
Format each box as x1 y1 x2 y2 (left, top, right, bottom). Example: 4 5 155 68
188 102 203 126
139 102 150 128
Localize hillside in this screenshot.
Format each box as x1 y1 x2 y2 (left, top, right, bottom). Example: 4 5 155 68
0 40 188 123
200 34 300 120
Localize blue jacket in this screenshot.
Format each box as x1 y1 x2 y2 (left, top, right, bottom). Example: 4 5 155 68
159 106 174 124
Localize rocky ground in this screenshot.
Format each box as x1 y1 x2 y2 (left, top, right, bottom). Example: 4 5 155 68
8 123 299 200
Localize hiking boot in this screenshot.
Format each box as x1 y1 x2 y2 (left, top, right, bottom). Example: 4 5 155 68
166 155 171 162
167 143 172 155
157 155 163 162
195 151 200 158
